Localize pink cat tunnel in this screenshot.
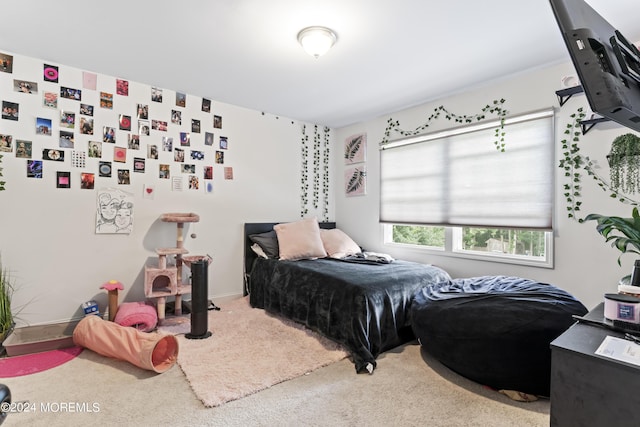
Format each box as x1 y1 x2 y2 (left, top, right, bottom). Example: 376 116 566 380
73 315 178 373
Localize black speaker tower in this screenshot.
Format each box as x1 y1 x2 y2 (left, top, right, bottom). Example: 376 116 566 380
185 259 212 339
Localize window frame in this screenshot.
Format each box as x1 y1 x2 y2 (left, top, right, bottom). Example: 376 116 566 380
383 224 554 268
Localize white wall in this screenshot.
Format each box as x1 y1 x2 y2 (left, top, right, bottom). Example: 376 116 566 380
0 50 333 326
334 61 637 310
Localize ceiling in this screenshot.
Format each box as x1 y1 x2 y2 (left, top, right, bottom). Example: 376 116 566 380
1 0 640 129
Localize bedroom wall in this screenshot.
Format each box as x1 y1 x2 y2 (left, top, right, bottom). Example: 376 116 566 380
334 61 635 310
0 49 333 326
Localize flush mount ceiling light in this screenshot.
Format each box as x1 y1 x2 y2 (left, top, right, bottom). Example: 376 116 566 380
297 26 337 59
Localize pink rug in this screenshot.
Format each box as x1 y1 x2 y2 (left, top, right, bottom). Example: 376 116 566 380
0 346 83 378
177 297 349 407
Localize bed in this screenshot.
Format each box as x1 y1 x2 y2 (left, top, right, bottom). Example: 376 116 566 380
243 220 451 373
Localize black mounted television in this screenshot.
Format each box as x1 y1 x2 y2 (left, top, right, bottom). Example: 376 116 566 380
549 0 640 132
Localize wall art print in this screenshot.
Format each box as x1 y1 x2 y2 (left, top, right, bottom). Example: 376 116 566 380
344 132 366 164
345 165 366 197
96 188 134 234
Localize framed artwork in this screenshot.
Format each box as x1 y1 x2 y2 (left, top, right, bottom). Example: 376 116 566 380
344 133 366 164
345 165 366 197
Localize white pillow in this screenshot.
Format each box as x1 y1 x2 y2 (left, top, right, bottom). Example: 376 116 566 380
320 228 361 259
274 217 327 261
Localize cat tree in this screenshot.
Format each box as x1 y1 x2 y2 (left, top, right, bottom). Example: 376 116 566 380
144 212 201 323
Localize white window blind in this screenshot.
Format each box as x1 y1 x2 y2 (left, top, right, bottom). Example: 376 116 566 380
380 109 554 230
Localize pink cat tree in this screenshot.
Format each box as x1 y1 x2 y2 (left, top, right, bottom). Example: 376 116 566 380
144 212 200 323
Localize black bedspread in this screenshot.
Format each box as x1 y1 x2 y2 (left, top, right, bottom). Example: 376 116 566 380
248 257 451 373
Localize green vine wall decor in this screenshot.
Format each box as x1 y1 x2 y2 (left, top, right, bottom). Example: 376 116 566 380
300 124 331 220
608 133 640 194
322 126 330 222
559 107 638 222
312 125 320 210
380 99 508 151
300 124 309 217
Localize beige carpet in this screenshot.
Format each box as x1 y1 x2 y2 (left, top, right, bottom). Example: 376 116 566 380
176 297 349 407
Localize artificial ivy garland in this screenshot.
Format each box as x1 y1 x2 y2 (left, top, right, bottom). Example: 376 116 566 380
380 99 509 151
322 126 330 222
300 124 309 217
312 125 320 210
559 107 638 222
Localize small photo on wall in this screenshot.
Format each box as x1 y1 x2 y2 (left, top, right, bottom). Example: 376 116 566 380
43 64 59 82
191 119 201 133
60 86 81 101
59 131 74 148
36 117 52 135
43 149 64 161
14 79 37 94
181 164 195 174
190 150 204 161
215 151 224 164
219 136 228 149
224 167 234 180
147 144 158 159
176 92 186 107
71 150 86 168
180 132 190 146
344 133 366 164
189 175 199 190
204 132 214 146
171 110 181 125
151 87 163 102
116 79 129 96
114 146 127 163
133 157 145 173
60 111 75 129
138 120 150 136
83 71 97 90
80 117 94 135
159 164 170 179
204 166 213 180
202 98 211 113
136 104 148 119
99 161 112 177
151 120 167 132
15 140 32 158
345 165 367 197
162 136 173 152
117 169 130 185
81 173 95 189
103 126 115 143
27 160 43 178
213 115 222 129
128 134 140 149
0 134 12 152
43 91 58 109
174 148 184 162
56 171 70 188
0 53 13 73
88 141 102 158
119 114 131 131
2 101 19 121
80 103 94 116
100 92 113 109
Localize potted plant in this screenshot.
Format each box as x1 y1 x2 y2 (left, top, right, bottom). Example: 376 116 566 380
607 133 640 194
0 255 14 342
585 208 640 284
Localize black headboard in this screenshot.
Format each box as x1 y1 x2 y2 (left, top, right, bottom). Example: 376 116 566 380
243 221 336 295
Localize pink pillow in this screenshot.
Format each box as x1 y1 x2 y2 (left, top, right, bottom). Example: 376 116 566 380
274 217 327 260
320 228 362 258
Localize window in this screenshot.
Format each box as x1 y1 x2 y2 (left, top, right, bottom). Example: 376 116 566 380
380 109 554 266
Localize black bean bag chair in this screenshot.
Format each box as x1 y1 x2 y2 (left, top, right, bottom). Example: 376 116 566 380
411 276 588 396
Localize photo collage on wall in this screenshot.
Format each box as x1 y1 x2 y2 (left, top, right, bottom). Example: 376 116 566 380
344 132 367 196
0 50 234 200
